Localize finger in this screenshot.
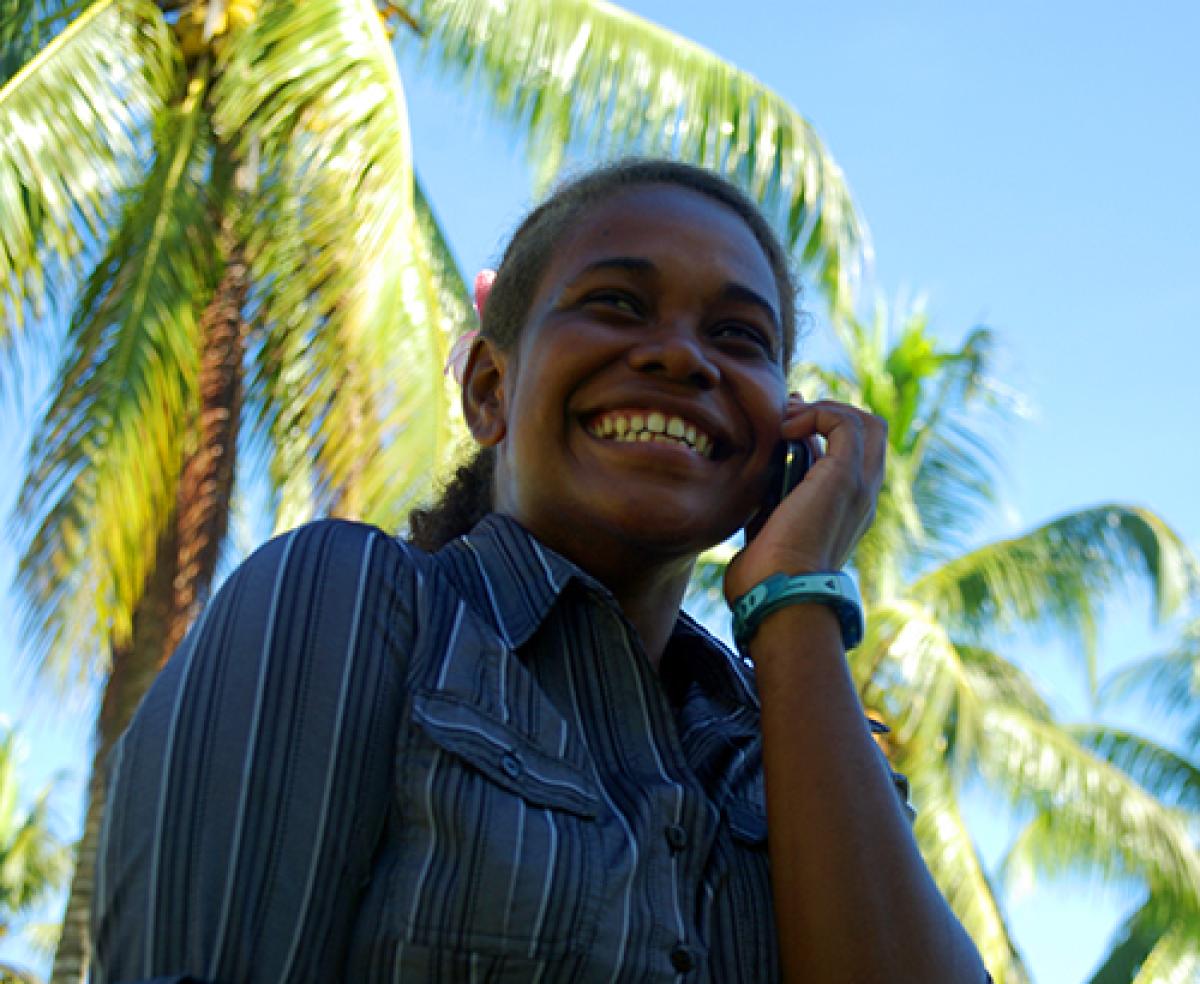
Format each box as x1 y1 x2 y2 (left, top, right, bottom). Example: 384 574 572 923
782 402 867 464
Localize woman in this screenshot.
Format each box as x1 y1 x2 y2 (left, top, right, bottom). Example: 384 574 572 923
94 160 989 982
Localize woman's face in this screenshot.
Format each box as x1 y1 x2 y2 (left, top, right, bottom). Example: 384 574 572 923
480 184 789 563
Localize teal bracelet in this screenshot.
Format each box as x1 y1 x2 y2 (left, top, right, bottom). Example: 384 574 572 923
731 571 864 651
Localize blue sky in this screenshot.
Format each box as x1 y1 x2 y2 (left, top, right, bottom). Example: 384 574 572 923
2 1 1198 979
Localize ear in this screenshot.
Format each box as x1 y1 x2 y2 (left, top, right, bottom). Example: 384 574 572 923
461 335 509 447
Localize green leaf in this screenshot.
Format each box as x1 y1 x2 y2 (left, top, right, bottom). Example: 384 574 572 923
911 505 1197 693
1071 725 1200 811
903 745 1032 983
12 74 220 684
1087 897 1170 984
217 0 472 526
0 0 177 351
405 0 869 311
992 707 1200 908
1130 920 1200 984
1101 619 1200 747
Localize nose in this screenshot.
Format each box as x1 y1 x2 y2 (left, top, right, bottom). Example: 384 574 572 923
626 323 720 389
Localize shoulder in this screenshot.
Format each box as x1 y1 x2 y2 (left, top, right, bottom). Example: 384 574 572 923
232 517 424 586
211 519 431 625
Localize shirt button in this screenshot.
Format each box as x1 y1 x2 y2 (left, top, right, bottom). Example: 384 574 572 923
664 823 688 851
500 751 522 779
670 943 696 973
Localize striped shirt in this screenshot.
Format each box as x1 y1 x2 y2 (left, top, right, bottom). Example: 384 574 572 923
94 514 910 983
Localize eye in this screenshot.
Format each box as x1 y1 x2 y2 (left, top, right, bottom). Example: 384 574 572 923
582 289 643 316
713 321 775 357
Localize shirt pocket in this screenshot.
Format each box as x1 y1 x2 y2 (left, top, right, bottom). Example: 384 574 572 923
389 690 611 959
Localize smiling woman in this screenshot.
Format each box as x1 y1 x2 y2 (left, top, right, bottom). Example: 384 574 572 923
91 160 990 983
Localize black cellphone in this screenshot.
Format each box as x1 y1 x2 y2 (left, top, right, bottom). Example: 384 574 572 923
745 440 812 541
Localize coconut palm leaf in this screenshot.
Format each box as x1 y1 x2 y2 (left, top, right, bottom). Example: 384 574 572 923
405 0 868 309
854 600 978 759
956 643 1055 722
992 707 1200 906
794 310 1012 603
1101 618 1200 747
1094 897 1200 984
1071 725 1200 811
0 0 80 83
0 727 70 934
0 0 176 341
1087 896 1172 984
903 747 1032 983
12 75 219 684
215 0 470 526
911 505 1196 692
1129 919 1200 984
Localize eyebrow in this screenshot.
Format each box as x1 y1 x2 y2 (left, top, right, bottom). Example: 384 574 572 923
567 256 781 329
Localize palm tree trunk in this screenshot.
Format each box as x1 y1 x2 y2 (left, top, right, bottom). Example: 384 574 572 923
50 236 248 984
167 237 248 655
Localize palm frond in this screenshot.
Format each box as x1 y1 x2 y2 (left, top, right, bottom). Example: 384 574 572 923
1087 896 1171 984
796 310 1013 600
0 0 80 84
854 600 980 766
405 0 868 310
1100 619 1200 745
217 0 469 526
12 75 220 684
989 705 1200 907
911 505 1197 691
0 0 177 350
1129 919 1200 984
1071 725 1200 810
957 643 1055 721
903 747 1032 983
0 727 70 921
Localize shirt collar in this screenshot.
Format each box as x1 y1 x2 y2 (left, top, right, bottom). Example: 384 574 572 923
439 512 584 649
439 513 759 712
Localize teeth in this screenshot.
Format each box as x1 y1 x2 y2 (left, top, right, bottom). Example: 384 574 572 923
588 411 714 458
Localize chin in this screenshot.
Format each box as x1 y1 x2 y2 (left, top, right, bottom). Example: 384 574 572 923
599 498 738 556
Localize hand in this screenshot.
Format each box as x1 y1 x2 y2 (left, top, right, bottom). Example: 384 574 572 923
723 396 886 605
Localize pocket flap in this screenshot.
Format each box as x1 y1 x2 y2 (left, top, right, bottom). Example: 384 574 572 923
412 691 600 818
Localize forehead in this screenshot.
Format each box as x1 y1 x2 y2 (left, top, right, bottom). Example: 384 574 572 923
540 184 780 305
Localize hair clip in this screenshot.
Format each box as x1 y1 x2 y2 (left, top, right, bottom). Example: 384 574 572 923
445 269 496 384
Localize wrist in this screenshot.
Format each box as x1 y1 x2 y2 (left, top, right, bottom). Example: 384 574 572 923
730 570 864 653
745 602 844 663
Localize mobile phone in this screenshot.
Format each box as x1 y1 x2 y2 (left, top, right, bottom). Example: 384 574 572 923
745 440 812 541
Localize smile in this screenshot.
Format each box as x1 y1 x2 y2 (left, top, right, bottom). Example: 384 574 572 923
585 409 714 458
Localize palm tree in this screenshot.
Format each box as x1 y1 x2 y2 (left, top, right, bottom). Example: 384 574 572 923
2 1 871 977
0 725 70 984
694 303 1198 982
1070 619 1200 983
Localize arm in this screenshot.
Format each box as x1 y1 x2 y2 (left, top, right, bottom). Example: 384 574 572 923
93 521 412 984
725 400 988 984
752 605 986 983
